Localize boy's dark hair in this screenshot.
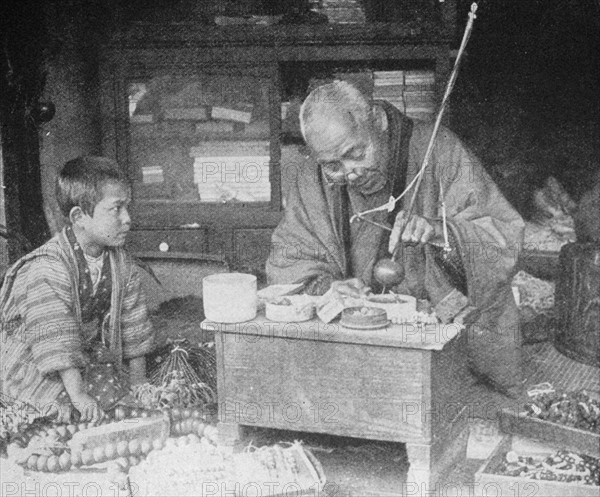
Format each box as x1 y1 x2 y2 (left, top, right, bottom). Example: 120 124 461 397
56 156 130 217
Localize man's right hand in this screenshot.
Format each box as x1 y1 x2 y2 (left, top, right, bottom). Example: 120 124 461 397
330 278 370 299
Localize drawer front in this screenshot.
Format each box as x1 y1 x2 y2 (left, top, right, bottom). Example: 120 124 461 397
126 229 209 253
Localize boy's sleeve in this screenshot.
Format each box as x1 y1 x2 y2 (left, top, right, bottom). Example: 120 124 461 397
22 258 87 375
121 265 154 360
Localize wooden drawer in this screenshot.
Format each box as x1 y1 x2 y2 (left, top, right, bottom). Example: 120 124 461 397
126 229 209 253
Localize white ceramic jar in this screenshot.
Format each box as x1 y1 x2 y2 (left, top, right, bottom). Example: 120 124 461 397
203 273 257 323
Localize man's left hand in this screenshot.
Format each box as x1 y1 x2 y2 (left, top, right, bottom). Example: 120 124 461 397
389 211 440 253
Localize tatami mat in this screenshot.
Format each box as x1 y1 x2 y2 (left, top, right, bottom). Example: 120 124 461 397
523 341 600 395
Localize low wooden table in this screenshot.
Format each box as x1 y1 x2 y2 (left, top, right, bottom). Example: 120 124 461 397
202 314 470 494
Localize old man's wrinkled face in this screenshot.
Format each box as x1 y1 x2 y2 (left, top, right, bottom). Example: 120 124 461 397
306 110 388 195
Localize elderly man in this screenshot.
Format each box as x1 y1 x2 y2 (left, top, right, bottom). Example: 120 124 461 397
267 81 525 396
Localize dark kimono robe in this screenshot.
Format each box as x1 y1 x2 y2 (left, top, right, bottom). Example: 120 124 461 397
267 103 526 396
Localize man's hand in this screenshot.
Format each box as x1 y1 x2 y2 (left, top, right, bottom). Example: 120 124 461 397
389 211 441 253
330 278 370 299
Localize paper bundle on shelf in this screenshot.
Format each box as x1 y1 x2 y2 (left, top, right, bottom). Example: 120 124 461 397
403 70 436 120
142 166 164 184
373 71 405 85
404 70 435 86
373 70 405 112
211 103 254 124
320 0 366 23
190 141 270 202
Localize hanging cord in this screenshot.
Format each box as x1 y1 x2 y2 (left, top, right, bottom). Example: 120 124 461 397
439 179 451 255
351 3 479 242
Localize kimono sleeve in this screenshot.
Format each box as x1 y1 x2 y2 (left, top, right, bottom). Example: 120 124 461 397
22 257 87 375
120 265 154 360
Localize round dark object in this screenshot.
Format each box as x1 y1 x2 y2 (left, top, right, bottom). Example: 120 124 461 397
32 101 56 123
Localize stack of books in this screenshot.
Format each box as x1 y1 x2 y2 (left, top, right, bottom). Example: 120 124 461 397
373 71 406 113
141 166 164 184
320 0 366 24
403 70 436 121
306 69 437 121
189 141 271 203
373 69 437 121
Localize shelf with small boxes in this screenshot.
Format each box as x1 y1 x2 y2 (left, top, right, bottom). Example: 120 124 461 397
100 21 453 273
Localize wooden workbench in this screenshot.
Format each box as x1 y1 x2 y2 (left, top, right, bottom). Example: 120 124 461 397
202 314 470 493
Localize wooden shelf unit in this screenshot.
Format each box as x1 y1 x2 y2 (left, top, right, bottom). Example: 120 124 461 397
100 20 454 275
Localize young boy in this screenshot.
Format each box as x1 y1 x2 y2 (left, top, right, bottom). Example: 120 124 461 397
0 156 154 424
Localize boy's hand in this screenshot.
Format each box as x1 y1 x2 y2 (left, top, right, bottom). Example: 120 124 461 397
59 367 104 424
42 403 74 424
71 393 104 424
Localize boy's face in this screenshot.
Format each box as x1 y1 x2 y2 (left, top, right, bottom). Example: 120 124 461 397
78 181 132 255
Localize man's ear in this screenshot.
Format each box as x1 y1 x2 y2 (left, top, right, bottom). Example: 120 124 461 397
69 206 86 225
372 105 389 132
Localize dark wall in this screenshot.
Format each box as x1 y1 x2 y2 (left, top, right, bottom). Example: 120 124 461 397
0 0 52 257
0 0 122 255
451 0 600 218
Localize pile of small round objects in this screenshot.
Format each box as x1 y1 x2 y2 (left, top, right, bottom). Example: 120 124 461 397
394 311 439 325
3 405 214 475
497 449 600 486
349 307 380 316
525 390 600 433
168 406 211 438
0 403 37 455
130 430 227 492
130 440 305 497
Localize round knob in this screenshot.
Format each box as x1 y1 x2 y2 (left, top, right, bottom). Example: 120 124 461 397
158 242 169 252
373 258 405 287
